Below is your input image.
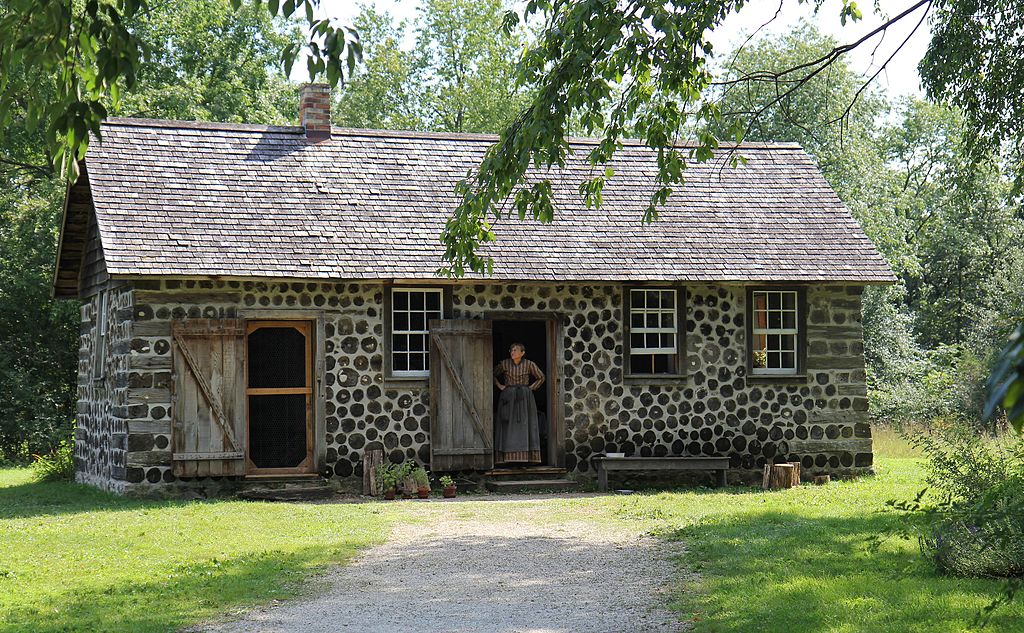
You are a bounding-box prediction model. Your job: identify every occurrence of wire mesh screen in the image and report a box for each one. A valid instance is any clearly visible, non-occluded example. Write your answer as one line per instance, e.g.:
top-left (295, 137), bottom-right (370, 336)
top-left (248, 394), bottom-right (307, 468)
top-left (248, 327), bottom-right (307, 388)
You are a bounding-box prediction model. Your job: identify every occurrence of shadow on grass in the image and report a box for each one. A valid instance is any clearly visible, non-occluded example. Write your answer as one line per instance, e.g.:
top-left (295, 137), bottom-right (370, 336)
top-left (0, 477), bottom-right (176, 520)
top-left (665, 509), bottom-right (1020, 632)
top-left (2, 544), bottom-right (337, 633)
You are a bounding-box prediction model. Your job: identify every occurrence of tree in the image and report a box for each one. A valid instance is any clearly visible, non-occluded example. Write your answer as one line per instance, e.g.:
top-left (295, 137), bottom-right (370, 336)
top-left (335, 0), bottom-right (528, 134)
top-left (0, 0), bottom-right (358, 176)
top-left (415, 0), bottom-right (527, 133)
top-left (334, 6), bottom-right (420, 130)
top-left (0, 0), bottom-right (303, 460)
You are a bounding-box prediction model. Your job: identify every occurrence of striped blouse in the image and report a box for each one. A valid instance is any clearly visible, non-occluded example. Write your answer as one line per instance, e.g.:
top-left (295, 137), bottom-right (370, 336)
top-left (494, 358), bottom-right (545, 391)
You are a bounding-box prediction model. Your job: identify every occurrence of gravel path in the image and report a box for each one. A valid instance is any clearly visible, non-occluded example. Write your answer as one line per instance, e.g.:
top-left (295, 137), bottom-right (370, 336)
top-left (200, 497), bottom-right (688, 633)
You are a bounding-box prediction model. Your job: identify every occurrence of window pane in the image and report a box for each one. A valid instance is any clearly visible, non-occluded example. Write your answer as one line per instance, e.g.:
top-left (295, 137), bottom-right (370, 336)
top-left (410, 292), bottom-right (424, 310)
top-left (409, 353), bottom-right (425, 371)
top-left (753, 333), bottom-right (767, 353)
top-left (630, 354), bottom-right (654, 374)
top-left (631, 333), bottom-right (644, 348)
top-left (660, 333), bottom-right (675, 349)
top-left (426, 292), bottom-right (440, 311)
top-left (783, 311), bottom-right (796, 329)
top-left (768, 292), bottom-right (782, 310)
top-left (409, 334), bottom-right (425, 352)
top-left (646, 333), bottom-right (660, 349)
top-left (754, 292), bottom-right (767, 312)
top-left (394, 353), bottom-right (408, 371)
top-left (646, 313), bottom-right (659, 328)
top-left (393, 334), bottom-right (407, 352)
top-left (394, 311), bottom-right (409, 331)
top-left (781, 351), bottom-right (796, 369)
top-left (631, 313), bottom-right (644, 328)
top-left (661, 291), bottom-right (674, 310)
top-left (631, 290), bottom-right (645, 309)
top-left (410, 312), bottom-right (425, 331)
top-left (661, 312), bottom-right (674, 328)
top-left (782, 292), bottom-right (796, 310)
top-left (781, 334), bottom-right (796, 352)
top-left (394, 291), bottom-right (408, 310)
top-left (768, 311), bottom-right (782, 329)
top-left (768, 352), bottom-right (781, 369)
top-left (427, 310), bottom-right (442, 323)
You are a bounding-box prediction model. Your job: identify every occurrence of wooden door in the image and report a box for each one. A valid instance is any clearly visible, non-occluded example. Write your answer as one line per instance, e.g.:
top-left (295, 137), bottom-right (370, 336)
top-left (429, 319), bottom-right (493, 471)
top-left (171, 319), bottom-right (247, 477)
top-left (245, 321), bottom-right (314, 475)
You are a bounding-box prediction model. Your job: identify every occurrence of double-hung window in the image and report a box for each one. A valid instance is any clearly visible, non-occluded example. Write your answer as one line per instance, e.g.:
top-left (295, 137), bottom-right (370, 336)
top-left (626, 288), bottom-right (681, 375)
top-left (749, 289), bottom-right (801, 375)
top-left (389, 288), bottom-right (444, 377)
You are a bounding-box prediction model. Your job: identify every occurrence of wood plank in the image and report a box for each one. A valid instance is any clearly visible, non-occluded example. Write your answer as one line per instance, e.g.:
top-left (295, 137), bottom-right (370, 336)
top-left (431, 333), bottom-right (490, 447)
top-left (130, 355), bottom-right (173, 370)
top-left (127, 388), bottom-right (171, 405)
top-left (172, 451), bottom-right (244, 461)
top-left (787, 438), bottom-right (872, 454)
top-left (433, 448), bottom-right (491, 455)
top-left (133, 321), bottom-right (172, 336)
top-left (174, 336), bottom-right (238, 450)
top-left (135, 291), bottom-right (241, 304)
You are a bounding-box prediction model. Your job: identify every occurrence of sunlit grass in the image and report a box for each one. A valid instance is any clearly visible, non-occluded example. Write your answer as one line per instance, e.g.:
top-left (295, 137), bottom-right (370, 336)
top-left (0, 469), bottom-right (397, 632)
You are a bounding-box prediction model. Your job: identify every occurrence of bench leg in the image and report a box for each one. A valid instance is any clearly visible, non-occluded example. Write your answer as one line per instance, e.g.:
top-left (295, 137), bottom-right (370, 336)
top-left (598, 465), bottom-right (608, 492)
top-left (717, 469), bottom-right (728, 487)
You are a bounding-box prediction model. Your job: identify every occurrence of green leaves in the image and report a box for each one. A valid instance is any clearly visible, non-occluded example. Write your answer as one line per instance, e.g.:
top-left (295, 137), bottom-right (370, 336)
top-left (987, 325), bottom-right (1024, 433)
top-left (439, 0), bottom-right (745, 275)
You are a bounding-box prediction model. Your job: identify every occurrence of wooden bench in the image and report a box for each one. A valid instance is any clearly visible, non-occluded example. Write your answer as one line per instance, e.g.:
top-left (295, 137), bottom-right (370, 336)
top-left (592, 456), bottom-right (730, 492)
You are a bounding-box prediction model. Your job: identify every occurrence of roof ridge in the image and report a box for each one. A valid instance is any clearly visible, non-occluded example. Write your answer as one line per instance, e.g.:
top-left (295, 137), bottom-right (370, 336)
top-left (101, 116), bottom-right (804, 150)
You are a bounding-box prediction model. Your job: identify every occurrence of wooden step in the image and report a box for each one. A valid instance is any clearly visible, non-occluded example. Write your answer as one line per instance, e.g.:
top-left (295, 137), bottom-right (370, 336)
top-left (485, 478), bottom-right (580, 492)
top-left (484, 467), bottom-right (568, 479)
top-left (237, 485), bottom-right (334, 502)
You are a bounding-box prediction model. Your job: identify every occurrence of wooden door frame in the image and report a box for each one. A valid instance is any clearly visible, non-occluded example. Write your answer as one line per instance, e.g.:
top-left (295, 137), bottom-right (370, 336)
top-left (244, 318), bottom-right (316, 476)
top-left (484, 311), bottom-right (565, 468)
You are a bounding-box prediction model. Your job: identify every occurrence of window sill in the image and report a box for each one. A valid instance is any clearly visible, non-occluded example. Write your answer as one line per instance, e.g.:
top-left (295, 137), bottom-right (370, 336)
top-left (622, 374), bottom-right (687, 386)
top-left (383, 377), bottom-right (429, 389)
top-left (746, 374), bottom-right (808, 384)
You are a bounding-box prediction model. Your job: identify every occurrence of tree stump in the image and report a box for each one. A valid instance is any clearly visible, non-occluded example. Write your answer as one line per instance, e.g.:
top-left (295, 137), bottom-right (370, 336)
top-left (762, 463), bottom-right (798, 490)
top-left (813, 474), bottom-right (831, 486)
top-left (363, 448), bottom-right (383, 496)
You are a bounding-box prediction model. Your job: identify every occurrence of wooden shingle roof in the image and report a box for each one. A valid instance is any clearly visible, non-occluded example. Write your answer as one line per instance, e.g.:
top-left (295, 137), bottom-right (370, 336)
top-left (61, 117), bottom-right (895, 289)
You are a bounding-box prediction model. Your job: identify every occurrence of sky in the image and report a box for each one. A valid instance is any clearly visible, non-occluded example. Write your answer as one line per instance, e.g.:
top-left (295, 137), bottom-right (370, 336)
top-left (310, 0), bottom-right (931, 99)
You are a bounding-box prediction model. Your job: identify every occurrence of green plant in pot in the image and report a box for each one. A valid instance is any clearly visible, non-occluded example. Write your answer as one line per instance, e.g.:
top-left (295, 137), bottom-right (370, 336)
top-left (440, 475), bottom-right (457, 499)
top-left (376, 463), bottom-right (397, 500)
top-left (413, 466), bottom-right (431, 499)
top-left (396, 461), bottom-right (417, 498)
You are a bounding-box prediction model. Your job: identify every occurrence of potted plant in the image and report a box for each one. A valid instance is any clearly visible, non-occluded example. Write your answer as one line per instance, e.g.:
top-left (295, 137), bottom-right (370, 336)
top-left (440, 475), bottom-right (457, 498)
top-left (376, 462), bottom-right (397, 500)
top-left (413, 466), bottom-right (431, 499)
top-left (397, 461), bottom-right (417, 499)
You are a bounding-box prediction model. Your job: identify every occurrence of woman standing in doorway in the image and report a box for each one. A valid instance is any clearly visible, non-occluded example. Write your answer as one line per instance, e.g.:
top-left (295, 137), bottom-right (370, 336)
top-left (493, 343), bottom-right (545, 464)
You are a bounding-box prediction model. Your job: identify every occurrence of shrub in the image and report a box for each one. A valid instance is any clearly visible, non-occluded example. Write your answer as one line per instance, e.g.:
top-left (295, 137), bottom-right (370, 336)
top-left (31, 437), bottom-right (75, 482)
top-left (910, 423), bottom-right (1024, 578)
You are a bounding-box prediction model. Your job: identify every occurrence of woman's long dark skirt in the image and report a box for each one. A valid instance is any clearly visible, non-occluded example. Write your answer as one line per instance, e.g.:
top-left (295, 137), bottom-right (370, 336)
top-left (495, 385), bottom-right (542, 464)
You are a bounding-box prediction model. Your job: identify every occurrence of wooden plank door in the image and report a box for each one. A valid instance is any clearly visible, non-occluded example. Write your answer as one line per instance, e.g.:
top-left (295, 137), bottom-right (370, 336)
top-left (429, 319), bottom-right (493, 471)
top-left (171, 319), bottom-right (247, 477)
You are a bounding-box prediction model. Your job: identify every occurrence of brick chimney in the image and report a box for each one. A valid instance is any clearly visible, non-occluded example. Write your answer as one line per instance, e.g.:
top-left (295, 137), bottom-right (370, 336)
top-left (299, 83), bottom-right (331, 140)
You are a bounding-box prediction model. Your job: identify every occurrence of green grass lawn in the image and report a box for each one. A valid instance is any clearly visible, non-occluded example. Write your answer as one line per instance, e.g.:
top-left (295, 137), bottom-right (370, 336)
top-left (597, 457), bottom-right (1023, 632)
top-left (0, 470), bottom-right (398, 632)
top-left (2, 445), bottom-right (1021, 632)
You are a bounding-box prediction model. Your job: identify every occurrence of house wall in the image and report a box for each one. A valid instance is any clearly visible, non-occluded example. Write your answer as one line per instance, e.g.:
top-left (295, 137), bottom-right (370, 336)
top-left (73, 282), bottom-right (134, 492)
top-left (84, 279), bottom-right (871, 493)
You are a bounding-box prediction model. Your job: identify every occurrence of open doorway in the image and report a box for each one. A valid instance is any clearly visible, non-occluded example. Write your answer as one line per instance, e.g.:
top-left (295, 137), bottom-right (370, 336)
top-left (492, 319), bottom-right (552, 466)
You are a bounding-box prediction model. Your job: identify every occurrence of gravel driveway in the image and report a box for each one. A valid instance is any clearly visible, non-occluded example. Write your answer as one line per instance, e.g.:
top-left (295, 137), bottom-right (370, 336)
top-left (200, 496), bottom-right (688, 633)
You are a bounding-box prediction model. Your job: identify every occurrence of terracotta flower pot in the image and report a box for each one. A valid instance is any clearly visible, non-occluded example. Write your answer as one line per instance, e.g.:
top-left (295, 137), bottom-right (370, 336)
top-left (417, 486), bottom-right (430, 499)
top-left (443, 485), bottom-right (457, 498)
top-left (383, 487), bottom-right (396, 500)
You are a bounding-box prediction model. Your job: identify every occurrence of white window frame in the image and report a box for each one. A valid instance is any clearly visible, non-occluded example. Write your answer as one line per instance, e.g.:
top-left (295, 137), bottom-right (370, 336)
top-left (628, 288), bottom-right (678, 355)
top-left (390, 287), bottom-right (444, 378)
top-left (750, 290), bottom-right (799, 375)
top-left (93, 291), bottom-right (108, 380)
